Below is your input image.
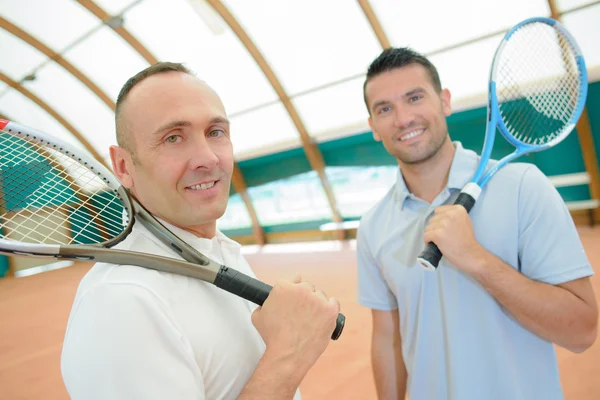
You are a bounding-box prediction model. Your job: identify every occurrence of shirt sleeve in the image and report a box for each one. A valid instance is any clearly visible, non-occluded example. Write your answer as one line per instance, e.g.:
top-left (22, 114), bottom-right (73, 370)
top-left (517, 165), bottom-right (594, 284)
top-left (356, 223), bottom-right (398, 310)
top-left (61, 283), bottom-right (204, 400)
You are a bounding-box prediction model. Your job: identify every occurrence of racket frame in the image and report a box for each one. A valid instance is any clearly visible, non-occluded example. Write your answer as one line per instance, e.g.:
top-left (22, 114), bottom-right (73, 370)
top-left (0, 119), bottom-right (346, 340)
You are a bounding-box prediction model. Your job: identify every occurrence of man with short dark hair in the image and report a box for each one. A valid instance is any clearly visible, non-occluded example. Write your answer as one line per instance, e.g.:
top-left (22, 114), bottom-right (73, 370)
top-left (61, 62), bottom-right (340, 400)
top-left (357, 47), bottom-right (597, 400)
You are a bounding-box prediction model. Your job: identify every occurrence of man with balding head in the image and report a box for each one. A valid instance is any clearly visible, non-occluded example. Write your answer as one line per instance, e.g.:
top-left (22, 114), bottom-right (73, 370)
top-left (61, 62), bottom-right (340, 400)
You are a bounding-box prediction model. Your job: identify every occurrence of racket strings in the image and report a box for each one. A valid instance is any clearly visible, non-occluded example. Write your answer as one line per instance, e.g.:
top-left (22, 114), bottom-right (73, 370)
top-left (0, 149), bottom-right (123, 245)
top-left (0, 140), bottom-right (126, 244)
top-left (0, 132), bottom-right (129, 245)
top-left (2, 146), bottom-right (124, 237)
top-left (496, 22), bottom-right (582, 146)
top-left (0, 139), bottom-right (125, 245)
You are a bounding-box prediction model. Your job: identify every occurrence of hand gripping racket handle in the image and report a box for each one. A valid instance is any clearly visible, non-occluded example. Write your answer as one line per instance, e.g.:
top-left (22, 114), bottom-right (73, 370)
top-left (417, 191), bottom-right (477, 271)
top-left (214, 266), bottom-right (345, 340)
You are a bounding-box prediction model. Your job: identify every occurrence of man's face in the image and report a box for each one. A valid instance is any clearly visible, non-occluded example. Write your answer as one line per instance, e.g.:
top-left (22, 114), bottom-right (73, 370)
top-left (365, 64), bottom-right (452, 165)
top-left (112, 72), bottom-right (233, 234)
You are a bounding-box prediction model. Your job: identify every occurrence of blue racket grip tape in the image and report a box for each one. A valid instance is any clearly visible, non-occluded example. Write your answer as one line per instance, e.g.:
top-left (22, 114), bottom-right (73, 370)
top-left (214, 266), bottom-right (345, 340)
top-left (417, 192), bottom-right (477, 270)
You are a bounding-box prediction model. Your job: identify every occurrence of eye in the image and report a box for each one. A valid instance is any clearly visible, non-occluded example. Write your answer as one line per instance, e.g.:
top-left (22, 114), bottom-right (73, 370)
top-left (409, 95), bottom-right (423, 103)
top-left (377, 106), bottom-right (391, 115)
top-left (165, 134), bottom-right (182, 144)
top-left (208, 129), bottom-right (225, 138)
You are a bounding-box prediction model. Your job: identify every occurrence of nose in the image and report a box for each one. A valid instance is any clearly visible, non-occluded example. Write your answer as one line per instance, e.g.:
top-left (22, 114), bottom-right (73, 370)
top-left (393, 104), bottom-right (416, 130)
top-left (188, 135), bottom-right (219, 170)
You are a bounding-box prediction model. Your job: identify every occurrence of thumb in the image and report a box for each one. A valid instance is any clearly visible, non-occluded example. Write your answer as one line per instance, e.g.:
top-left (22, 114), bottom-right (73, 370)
top-left (290, 272), bottom-right (302, 284)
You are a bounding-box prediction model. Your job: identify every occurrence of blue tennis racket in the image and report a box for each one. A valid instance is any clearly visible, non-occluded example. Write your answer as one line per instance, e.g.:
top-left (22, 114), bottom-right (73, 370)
top-left (418, 17), bottom-right (588, 271)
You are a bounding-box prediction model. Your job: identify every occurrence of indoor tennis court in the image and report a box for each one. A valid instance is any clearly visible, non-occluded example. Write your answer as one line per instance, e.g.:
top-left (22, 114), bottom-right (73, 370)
top-left (1, 0), bottom-right (600, 399)
top-left (1, 228), bottom-right (600, 399)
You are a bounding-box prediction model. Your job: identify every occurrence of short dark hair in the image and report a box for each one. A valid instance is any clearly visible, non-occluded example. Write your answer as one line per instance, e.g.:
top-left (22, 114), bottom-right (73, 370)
top-left (363, 47), bottom-right (442, 114)
top-left (115, 62), bottom-right (194, 154)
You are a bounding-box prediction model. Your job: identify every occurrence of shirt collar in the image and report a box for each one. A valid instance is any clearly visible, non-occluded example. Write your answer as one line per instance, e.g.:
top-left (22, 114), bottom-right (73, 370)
top-left (394, 141), bottom-right (479, 205)
top-left (132, 216), bottom-right (242, 258)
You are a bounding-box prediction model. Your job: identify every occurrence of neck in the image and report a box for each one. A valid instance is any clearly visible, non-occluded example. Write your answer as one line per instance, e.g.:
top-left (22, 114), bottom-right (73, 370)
top-left (130, 194), bottom-right (218, 240)
top-left (151, 212), bottom-right (217, 239)
top-left (185, 224), bottom-right (217, 239)
top-left (399, 138), bottom-right (456, 204)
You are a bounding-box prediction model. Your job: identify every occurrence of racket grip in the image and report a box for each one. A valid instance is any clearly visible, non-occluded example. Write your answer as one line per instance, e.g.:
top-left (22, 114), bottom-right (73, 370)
top-left (417, 191), bottom-right (478, 270)
top-left (417, 242), bottom-right (443, 271)
top-left (214, 266), bottom-right (345, 340)
top-left (455, 191), bottom-right (477, 213)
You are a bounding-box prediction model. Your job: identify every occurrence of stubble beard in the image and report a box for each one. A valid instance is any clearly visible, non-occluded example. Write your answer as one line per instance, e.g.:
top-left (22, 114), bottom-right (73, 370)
top-left (396, 130), bottom-right (448, 165)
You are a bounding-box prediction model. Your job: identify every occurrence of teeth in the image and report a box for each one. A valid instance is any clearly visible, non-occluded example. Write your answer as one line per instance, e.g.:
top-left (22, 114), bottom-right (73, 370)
top-left (189, 181), bottom-right (216, 190)
top-left (400, 129), bottom-right (424, 141)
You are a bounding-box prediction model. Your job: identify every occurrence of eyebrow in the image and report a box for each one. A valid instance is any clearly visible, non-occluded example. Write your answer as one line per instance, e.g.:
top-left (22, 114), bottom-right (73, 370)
top-left (371, 99), bottom-right (391, 112)
top-left (404, 88), bottom-right (425, 97)
top-left (152, 117), bottom-right (230, 136)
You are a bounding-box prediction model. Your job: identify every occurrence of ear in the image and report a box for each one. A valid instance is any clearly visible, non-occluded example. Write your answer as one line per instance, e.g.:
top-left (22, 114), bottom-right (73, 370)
top-left (110, 145), bottom-right (135, 189)
top-left (440, 88), bottom-right (452, 117)
top-left (368, 117), bottom-right (382, 142)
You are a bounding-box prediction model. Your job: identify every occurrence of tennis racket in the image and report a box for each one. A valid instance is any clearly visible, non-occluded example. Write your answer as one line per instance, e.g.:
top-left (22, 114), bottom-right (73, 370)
top-left (0, 119), bottom-right (345, 340)
top-left (417, 17), bottom-right (588, 271)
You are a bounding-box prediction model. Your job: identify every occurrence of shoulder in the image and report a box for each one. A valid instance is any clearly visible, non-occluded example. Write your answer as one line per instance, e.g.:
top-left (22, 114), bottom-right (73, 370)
top-left (489, 161), bottom-right (538, 184)
top-left (69, 264), bottom-right (181, 333)
top-left (484, 161), bottom-right (555, 198)
top-left (73, 227), bottom-right (191, 313)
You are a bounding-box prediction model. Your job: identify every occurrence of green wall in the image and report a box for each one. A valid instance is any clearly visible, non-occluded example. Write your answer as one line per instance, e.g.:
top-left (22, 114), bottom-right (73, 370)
top-left (223, 80), bottom-right (600, 236)
top-left (2, 82), bottom-right (600, 276)
top-left (236, 80), bottom-right (600, 188)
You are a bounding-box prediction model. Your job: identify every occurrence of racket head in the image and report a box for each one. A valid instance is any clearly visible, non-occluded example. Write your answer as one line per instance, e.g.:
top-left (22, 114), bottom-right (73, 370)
top-left (0, 120), bottom-right (134, 255)
top-left (490, 17), bottom-right (587, 152)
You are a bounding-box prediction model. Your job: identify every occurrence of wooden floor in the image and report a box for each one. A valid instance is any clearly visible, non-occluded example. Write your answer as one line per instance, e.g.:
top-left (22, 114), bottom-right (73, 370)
top-left (1, 227), bottom-right (599, 399)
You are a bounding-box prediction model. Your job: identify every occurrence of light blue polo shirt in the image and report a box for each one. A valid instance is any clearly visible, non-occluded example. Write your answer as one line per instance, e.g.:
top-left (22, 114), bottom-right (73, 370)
top-left (356, 141), bottom-right (594, 400)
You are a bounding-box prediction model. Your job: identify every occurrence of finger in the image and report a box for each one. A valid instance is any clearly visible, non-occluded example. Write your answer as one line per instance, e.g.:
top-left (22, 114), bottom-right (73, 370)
top-left (328, 297), bottom-right (341, 313)
top-left (423, 229), bottom-right (442, 245)
top-left (298, 281), bottom-right (316, 292)
top-left (428, 212), bottom-right (454, 228)
top-left (290, 273), bottom-right (302, 284)
top-left (428, 212), bottom-right (449, 225)
top-left (313, 289), bottom-right (328, 300)
top-left (434, 205), bottom-right (454, 214)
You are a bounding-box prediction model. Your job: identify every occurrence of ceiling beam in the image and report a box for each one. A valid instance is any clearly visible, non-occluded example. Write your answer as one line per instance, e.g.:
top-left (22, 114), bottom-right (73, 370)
top-left (76, 0), bottom-right (157, 64)
top-left (547, 0), bottom-right (600, 222)
top-left (205, 0), bottom-right (346, 241)
top-left (0, 71), bottom-right (108, 168)
top-left (0, 16), bottom-right (114, 169)
top-left (75, 0), bottom-right (266, 244)
top-left (357, 0), bottom-right (390, 49)
top-left (0, 17), bottom-right (115, 112)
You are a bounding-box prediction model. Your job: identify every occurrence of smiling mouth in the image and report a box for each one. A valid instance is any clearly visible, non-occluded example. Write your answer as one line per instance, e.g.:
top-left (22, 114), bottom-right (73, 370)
top-left (400, 129), bottom-right (425, 141)
top-left (186, 180), bottom-right (218, 190)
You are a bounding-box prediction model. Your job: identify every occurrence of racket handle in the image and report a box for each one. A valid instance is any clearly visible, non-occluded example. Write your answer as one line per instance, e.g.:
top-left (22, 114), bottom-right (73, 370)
top-left (417, 191), bottom-right (478, 270)
top-left (214, 266), bottom-right (345, 340)
top-left (417, 242), bottom-right (443, 271)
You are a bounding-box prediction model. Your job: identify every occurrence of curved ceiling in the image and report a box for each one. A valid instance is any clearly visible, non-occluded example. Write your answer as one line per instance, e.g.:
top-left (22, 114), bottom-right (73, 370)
top-left (2, 0), bottom-right (599, 167)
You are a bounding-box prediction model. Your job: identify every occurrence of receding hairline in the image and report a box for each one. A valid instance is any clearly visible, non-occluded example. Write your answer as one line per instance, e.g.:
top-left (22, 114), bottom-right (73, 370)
top-left (115, 62), bottom-right (196, 154)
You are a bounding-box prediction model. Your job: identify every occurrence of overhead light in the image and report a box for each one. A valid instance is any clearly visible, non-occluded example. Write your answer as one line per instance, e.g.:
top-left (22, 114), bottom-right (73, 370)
top-left (188, 0), bottom-right (227, 35)
top-left (106, 15), bottom-right (125, 29)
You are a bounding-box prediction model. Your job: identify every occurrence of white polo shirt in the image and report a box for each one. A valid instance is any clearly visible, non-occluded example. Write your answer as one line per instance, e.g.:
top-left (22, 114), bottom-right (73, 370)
top-left (357, 142), bottom-right (593, 400)
top-left (61, 219), bottom-right (302, 400)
